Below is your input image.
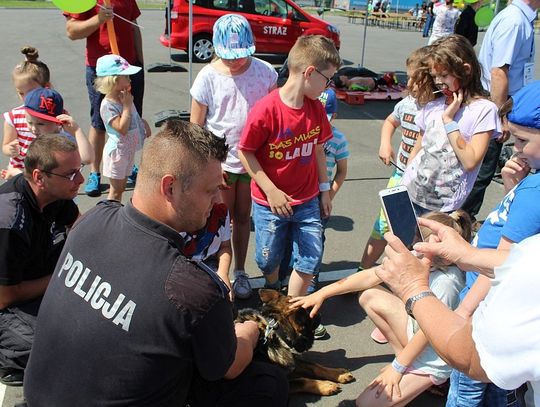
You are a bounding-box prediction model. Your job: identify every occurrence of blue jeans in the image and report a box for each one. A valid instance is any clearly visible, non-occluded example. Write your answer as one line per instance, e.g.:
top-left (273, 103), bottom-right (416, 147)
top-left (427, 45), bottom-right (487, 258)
top-left (278, 216), bottom-right (328, 292)
top-left (422, 14), bottom-right (433, 37)
top-left (446, 369), bottom-right (522, 407)
top-left (252, 198), bottom-right (322, 276)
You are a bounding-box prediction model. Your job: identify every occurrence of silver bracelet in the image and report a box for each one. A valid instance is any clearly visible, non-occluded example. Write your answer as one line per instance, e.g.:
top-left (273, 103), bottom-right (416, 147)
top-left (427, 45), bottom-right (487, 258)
top-left (444, 120), bottom-right (460, 134)
top-left (391, 358), bottom-right (408, 374)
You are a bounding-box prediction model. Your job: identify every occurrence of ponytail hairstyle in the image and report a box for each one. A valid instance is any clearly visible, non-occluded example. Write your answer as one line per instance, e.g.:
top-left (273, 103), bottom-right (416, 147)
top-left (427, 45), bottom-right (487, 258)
top-left (12, 46), bottom-right (51, 87)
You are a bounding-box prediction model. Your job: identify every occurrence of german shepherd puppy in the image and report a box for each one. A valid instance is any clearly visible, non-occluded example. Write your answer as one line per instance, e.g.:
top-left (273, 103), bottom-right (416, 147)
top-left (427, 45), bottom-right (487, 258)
top-left (235, 289), bottom-right (355, 395)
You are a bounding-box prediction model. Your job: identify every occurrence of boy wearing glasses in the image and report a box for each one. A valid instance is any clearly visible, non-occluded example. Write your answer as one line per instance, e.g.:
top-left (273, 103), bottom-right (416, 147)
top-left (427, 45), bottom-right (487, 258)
top-left (0, 134), bottom-right (81, 386)
top-left (238, 35), bottom-right (341, 297)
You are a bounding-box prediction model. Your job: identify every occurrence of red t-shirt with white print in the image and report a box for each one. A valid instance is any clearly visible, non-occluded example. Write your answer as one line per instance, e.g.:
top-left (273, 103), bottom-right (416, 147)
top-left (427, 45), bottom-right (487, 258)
top-left (239, 89), bottom-right (332, 206)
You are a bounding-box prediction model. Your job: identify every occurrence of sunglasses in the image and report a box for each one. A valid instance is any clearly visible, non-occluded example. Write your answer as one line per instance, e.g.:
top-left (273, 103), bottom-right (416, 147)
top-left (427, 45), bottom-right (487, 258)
top-left (41, 164), bottom-right (84, 182)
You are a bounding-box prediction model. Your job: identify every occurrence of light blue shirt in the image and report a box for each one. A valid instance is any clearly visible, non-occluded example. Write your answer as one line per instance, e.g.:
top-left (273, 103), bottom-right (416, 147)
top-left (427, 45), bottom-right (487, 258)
top-left (478, 0), bottom-right (536, 96)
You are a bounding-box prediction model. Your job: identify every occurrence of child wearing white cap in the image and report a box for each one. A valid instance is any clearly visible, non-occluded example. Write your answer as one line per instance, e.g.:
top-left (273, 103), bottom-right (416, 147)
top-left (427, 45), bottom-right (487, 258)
top-left (190, 14), bottom-right (277, 300)
top-left (94, 54), bottom-right (150, 202)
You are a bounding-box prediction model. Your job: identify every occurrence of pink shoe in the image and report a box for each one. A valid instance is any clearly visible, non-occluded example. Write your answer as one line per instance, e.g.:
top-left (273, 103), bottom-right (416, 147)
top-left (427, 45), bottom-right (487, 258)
top-left (370, 327), bottom-right (388, 344)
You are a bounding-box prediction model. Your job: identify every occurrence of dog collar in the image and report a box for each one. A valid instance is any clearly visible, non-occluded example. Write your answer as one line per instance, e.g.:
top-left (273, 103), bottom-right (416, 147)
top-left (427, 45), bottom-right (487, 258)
top-left (263, 318), bottom-right (278, 344)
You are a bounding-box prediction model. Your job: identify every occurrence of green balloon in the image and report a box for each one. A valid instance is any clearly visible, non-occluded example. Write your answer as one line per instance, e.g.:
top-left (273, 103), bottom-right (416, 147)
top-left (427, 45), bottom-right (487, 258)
top-left (475, 6), bottom-right (494, 27)
top-left (52, 0), bottom-right (96, 13)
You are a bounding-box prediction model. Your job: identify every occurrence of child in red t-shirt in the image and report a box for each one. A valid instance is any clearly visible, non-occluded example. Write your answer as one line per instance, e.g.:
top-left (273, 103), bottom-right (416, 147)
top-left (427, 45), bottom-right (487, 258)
top-left (238, 35), bottom-right (341, 297)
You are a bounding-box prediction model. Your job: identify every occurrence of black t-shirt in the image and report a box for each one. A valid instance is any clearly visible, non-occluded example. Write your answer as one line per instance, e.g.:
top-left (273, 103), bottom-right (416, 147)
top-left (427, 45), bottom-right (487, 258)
top-left (25, 201), bottom-right (237, 406)
top-left (0, 174), bottom-right (79, 287)
top-left (454, 5), bottom-right (478, 46)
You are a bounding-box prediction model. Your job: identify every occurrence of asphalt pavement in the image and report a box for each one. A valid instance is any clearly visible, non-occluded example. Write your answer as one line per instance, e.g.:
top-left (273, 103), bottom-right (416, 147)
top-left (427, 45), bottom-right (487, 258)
top-left (0, 8), bottom-right (538, 406)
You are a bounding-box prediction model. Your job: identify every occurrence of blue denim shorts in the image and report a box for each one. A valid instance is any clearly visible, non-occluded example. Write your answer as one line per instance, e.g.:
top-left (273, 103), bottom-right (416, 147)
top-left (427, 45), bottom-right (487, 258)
top-left (446, 369), bottom-right (522, 407)
top-left (252, 198), bottom-right (323, 276)
top-left (85, 64), bottom-right (145, 130)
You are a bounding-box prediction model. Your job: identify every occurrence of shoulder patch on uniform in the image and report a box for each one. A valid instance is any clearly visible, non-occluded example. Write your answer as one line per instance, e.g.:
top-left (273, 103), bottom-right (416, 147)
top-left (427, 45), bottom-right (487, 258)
top-left (165, 256), bottom-right (225, 324)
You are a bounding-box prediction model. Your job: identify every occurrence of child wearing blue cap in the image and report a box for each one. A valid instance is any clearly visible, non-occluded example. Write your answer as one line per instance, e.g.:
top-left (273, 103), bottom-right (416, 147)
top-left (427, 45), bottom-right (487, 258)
top-left (445, 80), bottom-right (540, 407)
top-left (190, 14), bottom-right (277, 300)
top-left (94, 54), bottom-right (150, 202)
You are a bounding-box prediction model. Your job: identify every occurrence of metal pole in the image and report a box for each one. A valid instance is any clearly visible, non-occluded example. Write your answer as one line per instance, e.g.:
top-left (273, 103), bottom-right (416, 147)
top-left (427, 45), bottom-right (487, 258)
top-left (188, 0), bottom-right (193, 106)
top-left (360, 3), bottom-right (368, 67)
top-left (168, 0), bottom-right (172, 63)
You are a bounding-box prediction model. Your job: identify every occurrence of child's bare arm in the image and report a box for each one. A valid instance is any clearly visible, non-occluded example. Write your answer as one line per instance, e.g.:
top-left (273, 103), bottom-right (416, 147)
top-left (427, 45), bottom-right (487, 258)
top-left (2, 166), bottom-right (23, 180)
top-left (216, 239), bottom-right (233, 297)
top-left (407, 132), bottom-right (423, 164)
top-left (2, 122), bottom-right (19, 158)
top-left (109, 92), bottom-right (134, 136)
top-left (57, 114), bottom-right (94, 164)
top-left (443, 90), bottom-right (492, 171)
top-left (330, 158), bottom-right (348, 201)
top-left (73, 128), bottom-right (94, 164)
top-left (190, 99), bottom-right (208, 127)
top-left (455, 274), bottom-right (491, 320)
top-left (395, 329), bottom-right (429, 367)
top-left (379, 114), bottom-right (400, 166)
top-left (238, 150), bottom-right (293, 216)
top-left (455, 235), bottom-right (514, 319)
top-left (367, 329), bottom-right (429, 400)
top-left (447, 130), bottom-right (492, 171)
top-left (501, 154), bottom-right (530, 194)
top-left (316, 144), bottom-right (331, 218)
top-left (142, 119), bottom-right (152, 139)
top-left (289, 266), bottom-right (383, 318)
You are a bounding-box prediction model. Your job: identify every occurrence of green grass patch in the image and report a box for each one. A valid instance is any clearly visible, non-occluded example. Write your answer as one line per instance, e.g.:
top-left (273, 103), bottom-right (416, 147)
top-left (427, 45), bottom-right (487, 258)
top-left (0, 0), bottom-right (164, 9)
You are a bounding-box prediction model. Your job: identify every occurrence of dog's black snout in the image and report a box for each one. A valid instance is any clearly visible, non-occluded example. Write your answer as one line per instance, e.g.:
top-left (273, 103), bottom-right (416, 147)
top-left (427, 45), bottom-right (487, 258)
top-left (293, 336), bottom-right (314, 353)
top-left (311, 313), bottom-right (321, 328)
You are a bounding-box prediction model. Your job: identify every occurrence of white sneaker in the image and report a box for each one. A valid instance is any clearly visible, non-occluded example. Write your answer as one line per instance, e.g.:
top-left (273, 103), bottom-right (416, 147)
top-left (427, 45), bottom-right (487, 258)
top-left (233, 270), bottom-right (252, 299)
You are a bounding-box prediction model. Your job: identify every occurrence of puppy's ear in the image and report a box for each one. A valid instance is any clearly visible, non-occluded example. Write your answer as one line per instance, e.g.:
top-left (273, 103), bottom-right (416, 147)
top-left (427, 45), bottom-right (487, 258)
top-left (259, 289), bottom-right (280, 303)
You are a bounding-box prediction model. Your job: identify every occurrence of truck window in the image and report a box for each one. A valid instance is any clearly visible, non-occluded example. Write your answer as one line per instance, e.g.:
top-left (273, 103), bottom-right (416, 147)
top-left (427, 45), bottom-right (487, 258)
top-left (254, 0), bottom-right (289, 17)
top-left (212, 0), bottom-right (230, 9)
top-left (237, 0), bottom-right (256, 13)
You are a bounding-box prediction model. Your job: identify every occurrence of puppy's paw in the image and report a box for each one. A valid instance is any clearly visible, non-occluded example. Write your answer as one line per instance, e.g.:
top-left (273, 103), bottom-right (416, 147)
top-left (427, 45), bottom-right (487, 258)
top-left (337, 370), bottom-right (355, 383)
top-left (319, 381), bottom-right (342, 396)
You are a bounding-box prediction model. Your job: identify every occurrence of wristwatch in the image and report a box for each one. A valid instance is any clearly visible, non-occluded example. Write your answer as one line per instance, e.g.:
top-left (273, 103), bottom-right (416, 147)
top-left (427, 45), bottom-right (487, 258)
top-left (405, 291), bottom-right (435, 318)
